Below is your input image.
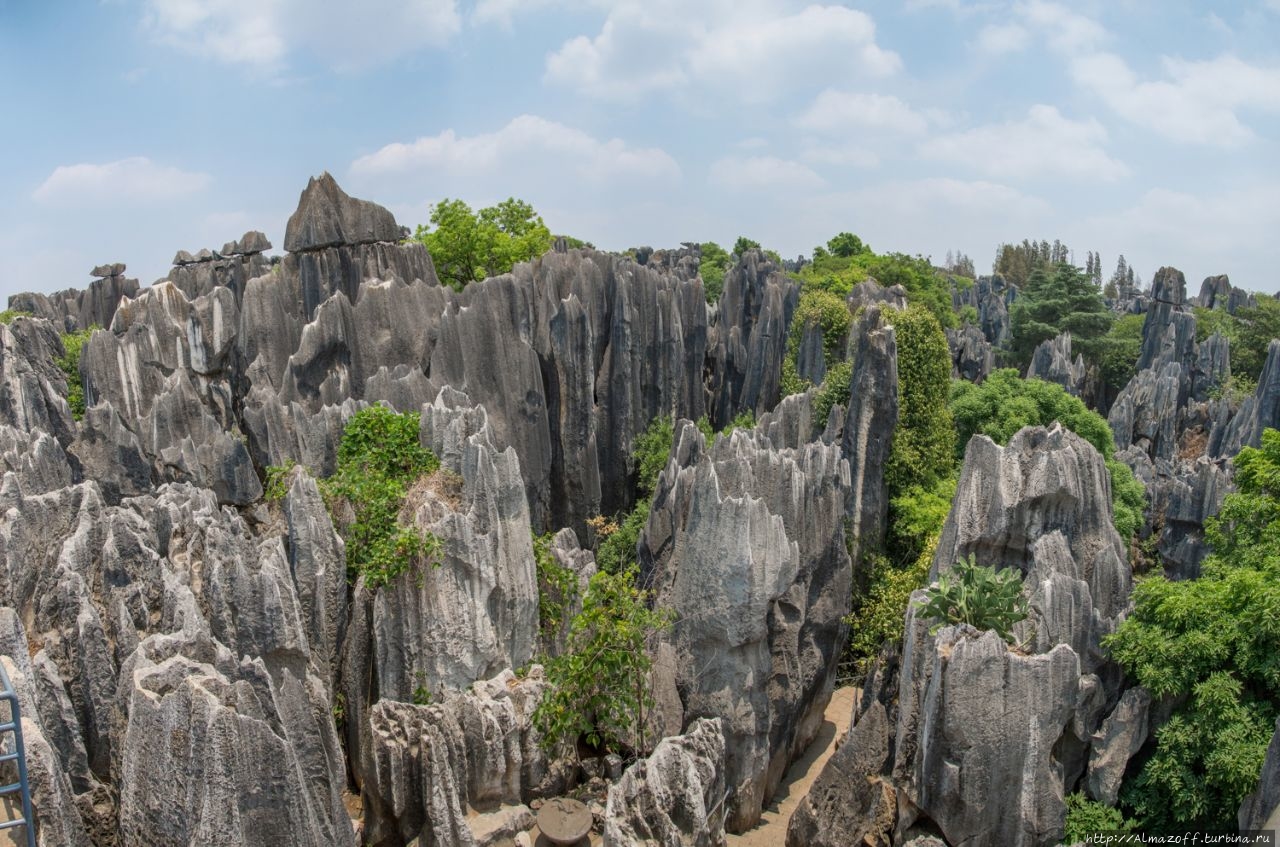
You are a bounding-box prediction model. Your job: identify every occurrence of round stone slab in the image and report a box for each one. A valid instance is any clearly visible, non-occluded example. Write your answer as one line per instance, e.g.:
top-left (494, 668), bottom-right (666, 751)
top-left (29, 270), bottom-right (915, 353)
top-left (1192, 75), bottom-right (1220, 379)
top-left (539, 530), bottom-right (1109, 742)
top-left (536, 796), bottom-right (592, 845)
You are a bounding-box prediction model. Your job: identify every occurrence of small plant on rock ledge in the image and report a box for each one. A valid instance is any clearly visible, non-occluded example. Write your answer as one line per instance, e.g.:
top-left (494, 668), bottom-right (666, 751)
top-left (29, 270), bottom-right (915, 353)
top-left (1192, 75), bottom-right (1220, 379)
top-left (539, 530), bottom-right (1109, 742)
top-left (914, 554), bottom-right (1028, 643)
top-left (320, 405), bottom-right (444, 588)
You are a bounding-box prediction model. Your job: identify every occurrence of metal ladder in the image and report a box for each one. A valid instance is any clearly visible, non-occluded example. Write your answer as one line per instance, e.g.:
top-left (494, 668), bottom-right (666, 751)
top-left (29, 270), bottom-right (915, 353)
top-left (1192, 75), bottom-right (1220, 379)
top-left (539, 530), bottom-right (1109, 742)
top-left (0, 662), bottom-right (35, 847)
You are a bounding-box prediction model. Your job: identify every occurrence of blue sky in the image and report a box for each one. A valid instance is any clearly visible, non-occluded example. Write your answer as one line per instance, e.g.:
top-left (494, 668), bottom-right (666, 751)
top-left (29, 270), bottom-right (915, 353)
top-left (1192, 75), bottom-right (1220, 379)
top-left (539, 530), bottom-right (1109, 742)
top-left (1, 0), bottom-right (1278, 301)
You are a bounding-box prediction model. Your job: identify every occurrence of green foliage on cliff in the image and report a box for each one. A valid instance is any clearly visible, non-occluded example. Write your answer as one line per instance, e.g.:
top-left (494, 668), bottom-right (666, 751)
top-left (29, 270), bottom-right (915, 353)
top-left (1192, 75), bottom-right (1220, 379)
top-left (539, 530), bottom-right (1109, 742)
top-left (949, 369), bottom-right (1145, 541)
top-left (885, 305), bottom-right (958, 565)
top-left (534, 564), bottom-right (673, 756)
top-left (533, 531), bottom-right (578, 642)
top-left (1063, 794), bottom-right (1133, 841)
top-left (844, 534), bottom-right (936, 678)
top-left (915, 554), bottom-right (1029, 642)
top-left (0, 309), bottom-right (31, 325)
top-left (57, 325), bottom-right (98, 420)
top-left (797, 244), bottom-right (954, 329)
top-left (413, 197), bottom-right (553, 289)
top-left (698, 241), bottom-right (731, 303)
top-left (1192, 297), bottom-right (1280, 382)
top-left (1097, 312), bottom-right (1147, 390)
top-left (1106, 428), bottom-right (1280, 832)
top-left (321, 406), bottom-right (443, 587)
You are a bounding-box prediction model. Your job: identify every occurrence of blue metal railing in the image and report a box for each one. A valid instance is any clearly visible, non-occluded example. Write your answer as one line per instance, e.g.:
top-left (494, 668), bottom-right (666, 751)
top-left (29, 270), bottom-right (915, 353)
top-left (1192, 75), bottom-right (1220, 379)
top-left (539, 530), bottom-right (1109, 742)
top-left (0, 662), bottom-right (36, 847)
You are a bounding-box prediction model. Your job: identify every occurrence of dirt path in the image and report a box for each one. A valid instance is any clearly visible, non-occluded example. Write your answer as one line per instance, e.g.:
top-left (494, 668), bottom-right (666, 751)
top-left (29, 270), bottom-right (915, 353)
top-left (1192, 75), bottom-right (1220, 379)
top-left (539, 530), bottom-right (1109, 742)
top-left (726, 685), bottom-right (859, 847)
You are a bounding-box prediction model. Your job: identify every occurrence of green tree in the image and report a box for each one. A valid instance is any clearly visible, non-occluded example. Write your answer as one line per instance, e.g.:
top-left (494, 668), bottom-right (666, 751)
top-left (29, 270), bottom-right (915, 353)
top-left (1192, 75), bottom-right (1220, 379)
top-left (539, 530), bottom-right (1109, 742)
top-left (826, 232), bottom-right (870, 258)
top-left (733, 236), bottom-right (761, 256)
top-left (864, 252), bottom-right (955, 329)
top-left (1009, 262), bottom-right (1113, 367)
top-left (699, 241), bottom-right (732, 303)
top-left (1231, 297), bottom-right (1280, 382)
top-left (413, 197), bottom-right (554, 289)
top-left (950, 370), bottom-right (1145, 540)
top-left (1098, 313), bottom-right (1147, 390)
top-left (533, 565), bottom-right (673, 756)
top-left (1105, 429), bottom-right (1280, 832)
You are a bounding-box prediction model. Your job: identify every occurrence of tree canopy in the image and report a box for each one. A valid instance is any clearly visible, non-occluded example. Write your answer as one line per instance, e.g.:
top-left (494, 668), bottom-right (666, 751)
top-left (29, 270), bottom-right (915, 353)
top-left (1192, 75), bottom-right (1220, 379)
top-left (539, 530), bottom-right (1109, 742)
top-left (413, 197), bottom-right (554, 289)
top-left (1008, 262), bottom-right (1113, 367)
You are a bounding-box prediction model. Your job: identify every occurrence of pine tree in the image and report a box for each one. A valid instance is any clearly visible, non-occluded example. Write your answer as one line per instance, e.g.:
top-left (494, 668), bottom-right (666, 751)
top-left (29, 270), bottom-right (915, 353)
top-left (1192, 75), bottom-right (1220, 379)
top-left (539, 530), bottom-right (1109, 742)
top-left (1010, 262), bottom-right (1114, 366)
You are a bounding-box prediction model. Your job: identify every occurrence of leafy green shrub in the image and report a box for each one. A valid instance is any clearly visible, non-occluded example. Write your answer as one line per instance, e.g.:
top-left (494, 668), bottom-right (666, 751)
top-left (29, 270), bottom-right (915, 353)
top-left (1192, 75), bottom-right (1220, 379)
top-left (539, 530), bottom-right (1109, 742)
top-left (263, 460), bottom-right (297, 501)
top-left (957, 304), bottom-right (979, 326)
top-left (1107, 459), bottom-right (1146, 541)
top-left (632, 416), bottom-right (675, 499)
top-left (534, 531), bottom-right (579, 641)
top-left (845, 535), bottom-right (936, 678)
top-left (533, 565), bottom-right (673, 756)
top-left (57, 326), bottom-right (98, 420)
top-left (1063, 793), bottom-right (1132, 842)
top-left (0, 309), bottom-right (31, 325)
top-left (811, 360), bottom-right (852, 429)
top-left (915, 554), bottom-right (1028, 642)
top-left (320, 406), bottom-right (442, 587)
top-left (887, 476), bottom-right (956, 565)
top-left (1224, 298), bottom-right (1280, 382)
top-left (1105, 428), bottom-right (1280, 832)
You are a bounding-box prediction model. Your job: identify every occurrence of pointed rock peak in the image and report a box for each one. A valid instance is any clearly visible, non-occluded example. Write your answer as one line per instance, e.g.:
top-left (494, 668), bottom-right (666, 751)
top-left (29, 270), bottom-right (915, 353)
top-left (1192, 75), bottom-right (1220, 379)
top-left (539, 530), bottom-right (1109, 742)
top-left (1152, 266), bottom-right (1187, 306)
top-left (284, 172), bottom-right (400, 253)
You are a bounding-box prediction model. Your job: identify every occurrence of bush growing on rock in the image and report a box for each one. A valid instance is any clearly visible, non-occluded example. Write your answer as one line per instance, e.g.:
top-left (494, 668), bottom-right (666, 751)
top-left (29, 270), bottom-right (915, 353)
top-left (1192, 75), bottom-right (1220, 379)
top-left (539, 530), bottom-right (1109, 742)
top-left (57, 324), bottom-right (97, 420)
top-left (844, 534), bottom-right (937, 678)
top-left (1063, 793), bottom-right (1133, 841)
top-left (320, 405), bottom-right (443, 587)
top-left (915, 554), bottom-right (1028, 643)
top-left (534, 564), bottom-right (672, 757)
top-left (1105, 427), bottom-right (1280, 832)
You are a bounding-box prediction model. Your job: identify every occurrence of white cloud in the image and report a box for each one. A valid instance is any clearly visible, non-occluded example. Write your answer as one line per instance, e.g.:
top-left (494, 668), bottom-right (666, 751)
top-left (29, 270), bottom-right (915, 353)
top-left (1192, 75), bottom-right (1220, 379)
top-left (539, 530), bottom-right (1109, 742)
top-left (798, 144), bottom-right (880, 169)
top-left (544, 2), bottom-right (900, 103)
top-left (918, 105), bottom-right (1127, 180)
top-left (141, 0), bottom-right (460, 70)
top-left (350, 115), bottom-right (680, 183)
top-left (973, 22), bottom-right (1030, 54)
top-left (797, 89), bottom-right (931, 135)
top-left (708, 155), bottom-right (825, 191)
top-left (1015, 0), bottom-right (1108, 53)
top-left (33, 157), bottom-right (212, 206)
top-left (1070, 52), bottom-right (1280, 146)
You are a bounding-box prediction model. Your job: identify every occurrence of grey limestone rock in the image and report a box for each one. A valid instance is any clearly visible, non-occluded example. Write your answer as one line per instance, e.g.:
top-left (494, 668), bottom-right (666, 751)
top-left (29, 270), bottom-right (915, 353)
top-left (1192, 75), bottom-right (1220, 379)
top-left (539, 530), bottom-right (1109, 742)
top-left (284, 172), bottom-right (402, 252)
top-left (934, 426), bottom-right (1130, 670)
top-left (786, 700), bottom-right (894, 847)
top-left (706, 250), bottom-right (797, 431)
top-left (1086, 686), bottom-right (1151, 806)
top-left (1027, 331), bottom-right (1085, 396)
top-left (367, 389), bottom-right (538, 700)
top-left (361, 669), bottom-right (552, 847)
top-left (639, 418), bottom-right (851, 832)
top-left (947, 323), bottom-right (994, 384)
top-left (849, 280), bottom-right (908, 313)
top-left (844, 305), bottom-right (899, 568)
top-left (602, 717), bottom-right (728, 847)
top-left (114, 631), bottom-right (355, 847)
top-left (1136, 267), bottom-right (1196, 374)
top-left (0, 317), bottom-right (76, 445)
